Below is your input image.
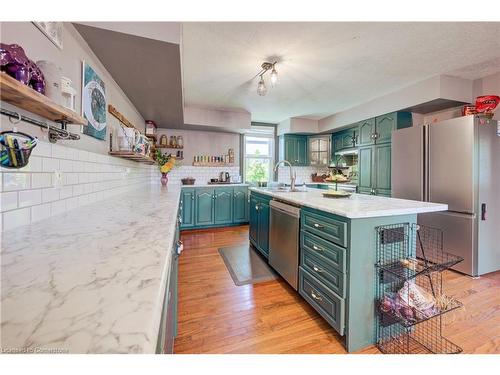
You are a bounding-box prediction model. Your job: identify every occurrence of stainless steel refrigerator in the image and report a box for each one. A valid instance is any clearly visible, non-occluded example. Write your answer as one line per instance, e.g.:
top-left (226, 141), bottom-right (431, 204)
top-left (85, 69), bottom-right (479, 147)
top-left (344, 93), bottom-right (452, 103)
top-left (392, 115), bottom-right (500, 277)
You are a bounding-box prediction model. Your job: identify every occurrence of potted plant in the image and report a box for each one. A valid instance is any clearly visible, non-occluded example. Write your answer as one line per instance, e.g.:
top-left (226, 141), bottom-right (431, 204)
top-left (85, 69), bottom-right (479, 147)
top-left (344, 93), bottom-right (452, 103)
top-left (155, 150), bottom-right (176, 186)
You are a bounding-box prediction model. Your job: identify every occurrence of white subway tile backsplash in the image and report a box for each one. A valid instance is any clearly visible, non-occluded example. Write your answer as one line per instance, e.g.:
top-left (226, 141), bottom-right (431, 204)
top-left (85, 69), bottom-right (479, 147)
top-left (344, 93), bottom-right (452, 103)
top-left (66, 197), bottom-right (79, 210)
top-left (64, 173), bottom-right (79, 185)
top-left (31, 203), bottom-right (51, 223)
top-left (3, 173), bottom-right (31, 191)
top-left (51, 200), bottom-right (67, 216)
top-left (59, 186), bottom-right (73, 200)
top-left (1, 139), bottom-right (155, 232)
top-left (42, 157), bottom-right (60, 172)
top-left (42, 188), bottom-right (60, 203)
top-left (3, 207), bottom-right (30, 231)
top-left (51, 144), bottom-right (68, 159)
top-left (1, 191), bottom-right (18, 212)
top-left (18, 189), bottom-right (42, 208)
top-left (31, 141), bottom-right (51, 157)
top-left (72, 185), bottom-right (84, 196)
top-left (60, 159), bottom-right (74, 172)
top-left (31, 173), bottom-right (52, 189)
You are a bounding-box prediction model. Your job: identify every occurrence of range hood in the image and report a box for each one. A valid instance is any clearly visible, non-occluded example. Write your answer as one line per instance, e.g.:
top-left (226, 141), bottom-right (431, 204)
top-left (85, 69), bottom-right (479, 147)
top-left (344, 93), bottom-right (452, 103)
top-left (334, 148), bottom-right (359, 156)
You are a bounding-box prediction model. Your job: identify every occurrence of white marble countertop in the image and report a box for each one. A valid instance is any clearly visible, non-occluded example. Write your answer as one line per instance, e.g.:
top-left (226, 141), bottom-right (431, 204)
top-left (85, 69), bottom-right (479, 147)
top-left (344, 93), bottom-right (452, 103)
top-left (249, 187), bottom-right (447, 218)
top-left (0, 185), bottom-right (181, 353)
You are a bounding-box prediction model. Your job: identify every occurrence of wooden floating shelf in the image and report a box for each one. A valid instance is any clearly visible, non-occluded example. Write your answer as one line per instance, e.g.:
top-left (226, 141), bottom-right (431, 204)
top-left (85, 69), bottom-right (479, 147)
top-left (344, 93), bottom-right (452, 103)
top-left (108, 104), bottom-right (136, 129)
top-left (109, 151), bottom-right (155, 164)
top-left (157, 145), bottom-right (183, 149)
top-left (0, 72), bottom-right (87, 125)
top-left (192, 162), bottom-right (234, 167)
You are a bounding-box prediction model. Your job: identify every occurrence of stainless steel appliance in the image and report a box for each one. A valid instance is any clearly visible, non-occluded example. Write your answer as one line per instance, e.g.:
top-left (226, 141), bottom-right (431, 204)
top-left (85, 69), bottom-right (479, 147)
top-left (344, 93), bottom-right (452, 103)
top-left (269, 199), bottom-right (301, 289)
top-left (392, 116), bottom-right (500, 276)
top-left (219, 171), bottom-right (230, 183)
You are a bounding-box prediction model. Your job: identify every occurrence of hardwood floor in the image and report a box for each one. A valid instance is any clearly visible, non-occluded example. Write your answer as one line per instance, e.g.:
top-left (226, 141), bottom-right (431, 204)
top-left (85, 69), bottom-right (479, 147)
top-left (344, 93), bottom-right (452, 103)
top-left (174, 225), bottom-right (500, 354)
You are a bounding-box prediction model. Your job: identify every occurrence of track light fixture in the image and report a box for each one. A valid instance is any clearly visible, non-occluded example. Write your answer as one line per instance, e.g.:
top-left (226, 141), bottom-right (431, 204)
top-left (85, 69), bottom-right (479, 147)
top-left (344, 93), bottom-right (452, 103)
top-left (256, 61), bottom-right (278, 96)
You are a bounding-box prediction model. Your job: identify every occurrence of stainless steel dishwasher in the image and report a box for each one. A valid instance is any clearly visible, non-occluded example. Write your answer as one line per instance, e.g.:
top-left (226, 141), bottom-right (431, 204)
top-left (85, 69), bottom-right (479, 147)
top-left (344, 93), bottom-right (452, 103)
top-left (269, 199), bottom-right (301, 290)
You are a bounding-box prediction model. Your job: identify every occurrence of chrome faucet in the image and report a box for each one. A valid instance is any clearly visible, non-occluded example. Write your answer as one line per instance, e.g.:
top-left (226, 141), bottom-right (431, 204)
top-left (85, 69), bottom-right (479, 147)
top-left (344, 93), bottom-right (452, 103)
top-left (274, 160), bottom-right (297, 191)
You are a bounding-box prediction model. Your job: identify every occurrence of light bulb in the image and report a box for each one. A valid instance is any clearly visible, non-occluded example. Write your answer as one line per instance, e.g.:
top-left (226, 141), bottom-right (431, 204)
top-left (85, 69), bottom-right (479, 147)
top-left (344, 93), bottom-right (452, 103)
top-left (257, 76), bottom-right (267, 96)
top-left (270, 67), bottom-right (278, 86)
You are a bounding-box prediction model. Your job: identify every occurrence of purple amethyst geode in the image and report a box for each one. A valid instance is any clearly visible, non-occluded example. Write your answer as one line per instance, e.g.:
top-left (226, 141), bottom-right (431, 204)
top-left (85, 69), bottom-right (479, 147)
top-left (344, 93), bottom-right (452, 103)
top-left (0, 43), bottom-right (45, 94)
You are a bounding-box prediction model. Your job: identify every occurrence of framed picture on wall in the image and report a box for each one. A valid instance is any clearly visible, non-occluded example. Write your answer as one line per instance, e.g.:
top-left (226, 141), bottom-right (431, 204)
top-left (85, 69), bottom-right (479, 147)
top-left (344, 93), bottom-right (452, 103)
top-left (81, 61), bottom-right (107, 140)
top-left (33, 22), bottom-right (63, 50)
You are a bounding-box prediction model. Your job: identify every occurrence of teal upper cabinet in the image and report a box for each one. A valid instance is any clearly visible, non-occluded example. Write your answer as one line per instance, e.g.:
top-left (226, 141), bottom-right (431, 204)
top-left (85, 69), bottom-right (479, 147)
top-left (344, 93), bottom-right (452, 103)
top-left (195, 188), bottom-right (215, 226)
top-left (214, 187), bottom-right (233, 224)
top-left (181, 188), bottom-right (195, 228)
top-left (332, 127), bottom-right (357, 154)
top-left (233, 187), bottom-right (249, 223)
top-left (309, 135), bottom-right (331, 167)
top-left (358, 118), bottom-right (376, 146)
top-left (280, 135), bottom-right (309, 166)
top-left (296, 136), bottom-right (308, 165)
top-left (374, 113), bottom-right (397, 144)
top-left (359, 112), bottom-right (412, 146)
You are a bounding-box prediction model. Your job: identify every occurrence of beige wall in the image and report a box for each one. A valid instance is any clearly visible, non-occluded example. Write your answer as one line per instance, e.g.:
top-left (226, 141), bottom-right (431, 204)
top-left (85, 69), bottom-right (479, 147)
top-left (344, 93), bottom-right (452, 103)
top-left (0, 22), bottom-right (144, 155)
top-left (156, 128), bottom-right (240, 166)
top-left (318, 75), bottom-right (473, 132)
top-left (413, 72), bottom-right (500, 125)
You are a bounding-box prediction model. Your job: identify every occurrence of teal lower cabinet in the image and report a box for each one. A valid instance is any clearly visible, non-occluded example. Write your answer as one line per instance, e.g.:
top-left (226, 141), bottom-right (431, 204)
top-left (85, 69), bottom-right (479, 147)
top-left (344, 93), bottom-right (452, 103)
top-left (233, 187), bottom-right (249, 223)
top-left (214, 187), bottom-right (233, 224)
top-left (298, 206), bottom-right (417, 352)
top-left (248, 191), bottom-right (271, 258)
top-left (358, 143), bottom-right (392, 197)
top-left (180, 186), bottom-right (249, 230)
top-left (195, 188), bottom-right (215, 226)
top-left (180, 188), bottom-right (195, 228)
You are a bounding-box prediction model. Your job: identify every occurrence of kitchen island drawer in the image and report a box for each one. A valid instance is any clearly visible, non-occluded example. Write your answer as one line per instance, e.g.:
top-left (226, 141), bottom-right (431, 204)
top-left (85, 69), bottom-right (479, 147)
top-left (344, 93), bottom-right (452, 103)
top-left (299, 267), bottom-right (345, 336)
top-left (301, 230), bottom-right (346, 272)
top-left (301, 209), bottom-right (348, 248)
top-left (301, 248), bottom-right (346, 297)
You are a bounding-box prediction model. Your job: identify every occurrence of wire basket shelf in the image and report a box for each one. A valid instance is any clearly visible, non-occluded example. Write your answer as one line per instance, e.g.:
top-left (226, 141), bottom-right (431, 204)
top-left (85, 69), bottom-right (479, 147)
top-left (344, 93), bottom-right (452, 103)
top-left (374, 223), bottom-right (463, 354)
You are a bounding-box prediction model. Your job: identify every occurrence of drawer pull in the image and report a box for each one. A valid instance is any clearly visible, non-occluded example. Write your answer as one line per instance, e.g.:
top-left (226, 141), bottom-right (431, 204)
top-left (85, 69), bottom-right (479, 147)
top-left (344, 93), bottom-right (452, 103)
top-left (312, 265), bottom-right (323, 273)
top-left (311, 291), bottom-right (323, 301)
top-left (313, 223), bottom-right (324, 229)
top-left (312, 245), bottom-right (323, 252)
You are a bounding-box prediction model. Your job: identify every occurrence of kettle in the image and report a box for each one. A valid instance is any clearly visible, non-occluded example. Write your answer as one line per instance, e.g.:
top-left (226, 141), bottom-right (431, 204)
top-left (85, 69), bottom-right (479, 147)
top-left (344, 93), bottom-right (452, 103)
top-left (219, 171), bottom-right (230, 183)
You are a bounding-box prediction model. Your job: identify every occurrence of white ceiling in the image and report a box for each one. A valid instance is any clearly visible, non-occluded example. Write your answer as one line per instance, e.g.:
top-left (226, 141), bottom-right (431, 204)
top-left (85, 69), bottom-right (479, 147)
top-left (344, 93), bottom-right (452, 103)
top-left (181, 22), bottom-right (500, 123)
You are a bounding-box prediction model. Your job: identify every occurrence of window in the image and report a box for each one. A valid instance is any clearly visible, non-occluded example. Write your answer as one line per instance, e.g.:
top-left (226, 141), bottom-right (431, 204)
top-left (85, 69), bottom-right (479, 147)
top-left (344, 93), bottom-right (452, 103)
top-left (243, 127), bottom-right (275, 184)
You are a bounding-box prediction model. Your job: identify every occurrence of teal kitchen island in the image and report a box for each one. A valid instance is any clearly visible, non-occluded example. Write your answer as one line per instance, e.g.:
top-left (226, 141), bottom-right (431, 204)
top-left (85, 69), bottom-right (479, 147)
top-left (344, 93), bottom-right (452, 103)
top-left (249, 187), bottom-right (447, 353)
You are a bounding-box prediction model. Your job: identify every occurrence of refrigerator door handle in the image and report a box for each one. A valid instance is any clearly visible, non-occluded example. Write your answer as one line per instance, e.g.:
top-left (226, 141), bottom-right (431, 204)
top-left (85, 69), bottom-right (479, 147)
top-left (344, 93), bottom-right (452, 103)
top-left (481, 203), bottom-right (487, 221)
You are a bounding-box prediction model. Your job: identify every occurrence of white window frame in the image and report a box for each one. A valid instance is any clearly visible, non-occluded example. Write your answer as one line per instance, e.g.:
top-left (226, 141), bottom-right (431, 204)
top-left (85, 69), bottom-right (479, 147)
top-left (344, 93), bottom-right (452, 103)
top-left (243, 131), bottom-right (275, 184)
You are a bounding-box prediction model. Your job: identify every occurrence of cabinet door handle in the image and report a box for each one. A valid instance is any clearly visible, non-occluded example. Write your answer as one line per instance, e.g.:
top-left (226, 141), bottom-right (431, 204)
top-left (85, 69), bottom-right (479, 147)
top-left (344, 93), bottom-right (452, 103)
top-left (313, 223), bottom-right (324, 229)
top-left (255, 205), bottom-right (259, 211)
top-left (312, 265), bottom-right (324, 273)
top-left (191, 195), bottom-right (194, 200)
top-left (311, 291), bottom-right (323, 301)
top-left (312, 245), bottom-right (323, 252)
